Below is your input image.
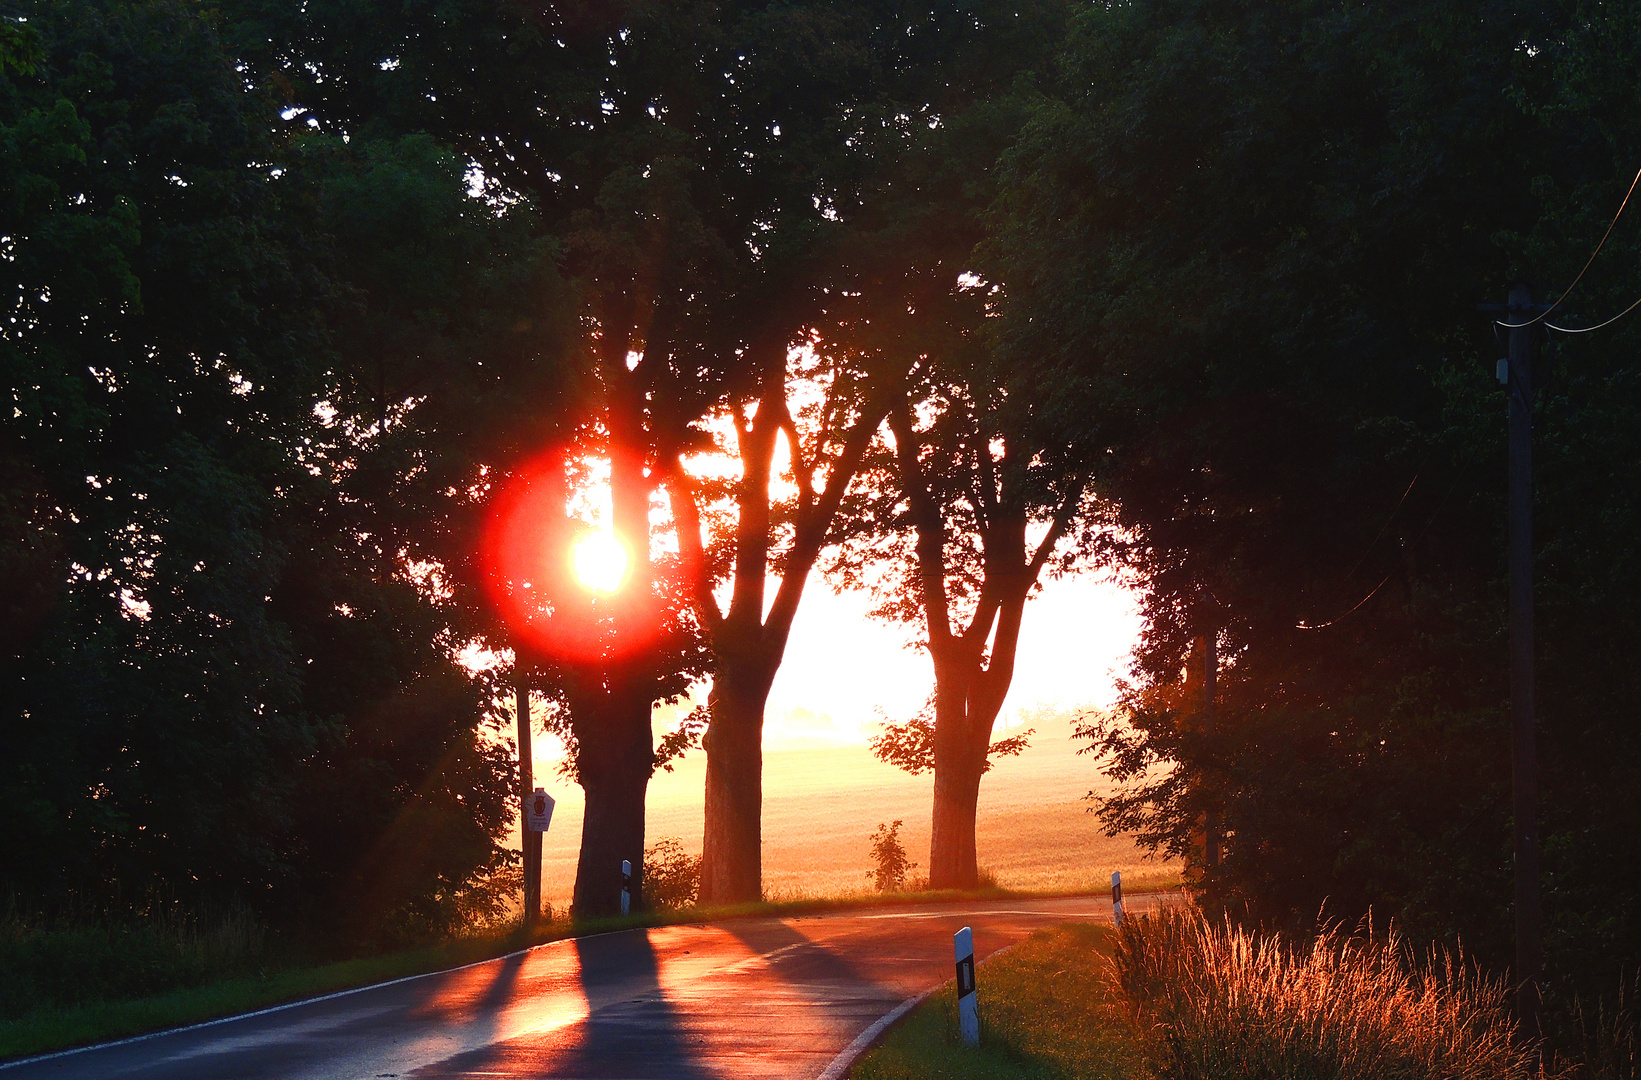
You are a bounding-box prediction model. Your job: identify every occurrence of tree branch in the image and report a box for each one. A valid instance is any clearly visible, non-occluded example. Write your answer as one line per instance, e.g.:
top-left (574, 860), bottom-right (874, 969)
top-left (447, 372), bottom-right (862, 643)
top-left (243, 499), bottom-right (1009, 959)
top-left (763, 381), bottom-right (895, 643)
top-left (772, 394), bottom-right (816, 517)
top-left (1027, 483), bottom-right (1085, 583)
top-left (661, 455), bottom-right (725, 635)
top-left (887, 401), bottom-right (955, 654)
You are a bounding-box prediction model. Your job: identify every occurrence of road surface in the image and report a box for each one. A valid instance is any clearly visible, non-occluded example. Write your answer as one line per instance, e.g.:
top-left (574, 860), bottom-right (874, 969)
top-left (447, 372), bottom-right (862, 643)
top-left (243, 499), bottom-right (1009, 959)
top-left (3, 892), bottom-right (1172, 1080)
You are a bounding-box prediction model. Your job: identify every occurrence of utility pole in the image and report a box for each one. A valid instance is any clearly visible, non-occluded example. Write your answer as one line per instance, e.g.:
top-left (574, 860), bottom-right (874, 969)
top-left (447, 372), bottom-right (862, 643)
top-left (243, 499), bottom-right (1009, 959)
top-left (1203, 628), bottom-right (1219, 868)
top-left (1505, 283), bottom-right (1542, 1045)
top-left (516, 670), bottom-right (542, 930)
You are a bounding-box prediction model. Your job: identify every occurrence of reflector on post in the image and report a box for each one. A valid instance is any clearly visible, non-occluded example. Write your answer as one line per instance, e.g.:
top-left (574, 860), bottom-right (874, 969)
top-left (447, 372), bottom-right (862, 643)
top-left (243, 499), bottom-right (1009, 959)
top-left (954, 926), bottom-right (979, 1047)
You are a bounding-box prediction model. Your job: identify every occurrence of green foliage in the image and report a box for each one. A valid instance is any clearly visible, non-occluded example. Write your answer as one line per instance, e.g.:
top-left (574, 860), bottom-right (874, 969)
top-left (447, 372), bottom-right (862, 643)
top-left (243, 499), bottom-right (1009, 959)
top-left (0, 18), bottom-right (41, 74)
top-left (870, 698), bottom-right (1032, 776)
top-left (641, 837), bottom-right (701, 909)
top-left (988, 0), bottom-right (1641, 1001)
top-left (0, 904), bottom-right (272, 1021)
top-left (867, 820), bottom-right (916, 893)
top-left (0, 0), bottom-right (556, 949)
top-left (0, 0), bottom-right (334, 912)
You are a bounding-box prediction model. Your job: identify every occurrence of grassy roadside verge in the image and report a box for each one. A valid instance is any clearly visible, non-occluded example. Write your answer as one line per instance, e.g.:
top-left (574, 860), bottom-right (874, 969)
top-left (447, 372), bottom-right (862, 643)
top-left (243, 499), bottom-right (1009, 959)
top-left (0, 881), bottom-right (1171, 1063)
top-left (849, 923), bottom-right (1135, 1080)
top-left (851, 906), bottom-right (1569, 1080)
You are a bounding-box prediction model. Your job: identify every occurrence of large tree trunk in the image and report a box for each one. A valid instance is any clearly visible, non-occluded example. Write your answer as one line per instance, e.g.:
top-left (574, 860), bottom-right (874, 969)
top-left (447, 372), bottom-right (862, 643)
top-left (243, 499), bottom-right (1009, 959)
top-left (699, 663), bottom-right (772, 903)
top-left (569, 678), bottom-right (654, 918)
top-left (928, 735), bottom-right (986, 888)
top-left (925, 585), bottom-right (1028, 890)
top-left (927, 668), bottom-right (996, 889)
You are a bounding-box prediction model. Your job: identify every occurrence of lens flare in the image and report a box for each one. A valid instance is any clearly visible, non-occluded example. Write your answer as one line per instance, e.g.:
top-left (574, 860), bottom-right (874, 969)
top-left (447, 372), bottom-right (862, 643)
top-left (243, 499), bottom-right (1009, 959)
top-left (573, 532), bottom-right (627, 593)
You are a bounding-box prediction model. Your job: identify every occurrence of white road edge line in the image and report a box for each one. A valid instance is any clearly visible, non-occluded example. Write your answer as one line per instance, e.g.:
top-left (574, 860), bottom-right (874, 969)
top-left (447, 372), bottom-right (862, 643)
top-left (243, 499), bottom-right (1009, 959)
top-left (814, 942), bottom-right (1024, 1080)
top-left (0, 925), bottom-right (642, 1072)
top-left (3, 898), bottom-right (1138, 1073)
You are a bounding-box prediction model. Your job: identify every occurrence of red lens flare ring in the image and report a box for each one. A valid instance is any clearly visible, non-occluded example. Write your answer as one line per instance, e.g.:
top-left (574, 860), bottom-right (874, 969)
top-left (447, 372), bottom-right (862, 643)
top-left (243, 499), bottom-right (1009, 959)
top-left (479, 450), bottom-right (655, 663)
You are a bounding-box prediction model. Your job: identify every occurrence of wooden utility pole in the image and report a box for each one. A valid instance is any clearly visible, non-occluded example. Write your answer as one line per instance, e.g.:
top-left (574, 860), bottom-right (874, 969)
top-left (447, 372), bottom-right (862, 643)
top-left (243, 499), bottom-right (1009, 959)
top-left (1505, 283), bottom-right (1542, 1044)
top-left (516, 671), bottom-right (541, 929)
top-left (1203, 628), bottom-right (1220, 868)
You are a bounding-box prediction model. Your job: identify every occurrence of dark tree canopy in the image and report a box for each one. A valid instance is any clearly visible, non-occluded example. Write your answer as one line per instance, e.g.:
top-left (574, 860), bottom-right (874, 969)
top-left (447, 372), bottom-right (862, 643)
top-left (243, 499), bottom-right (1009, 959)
top-left (3, 0), bottom-right (1640, 1041)
top-left (0, 0), bottom-right (567, 945)
top-left (989, 0), bottom-right (1641, 997)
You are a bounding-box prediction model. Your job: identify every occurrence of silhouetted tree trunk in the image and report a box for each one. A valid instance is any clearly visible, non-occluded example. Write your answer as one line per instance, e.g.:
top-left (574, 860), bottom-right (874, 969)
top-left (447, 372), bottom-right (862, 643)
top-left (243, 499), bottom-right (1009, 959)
top-left (569, 674), bottom-right (653, 916)
top-left (564, 329), bottom-right (666, 916)
top-left (699, 657), bottom-right (772, 902)
top-left (669, 353), bottom-right (892, 904)
top-left (888, 405), bottom-right (1077, 889)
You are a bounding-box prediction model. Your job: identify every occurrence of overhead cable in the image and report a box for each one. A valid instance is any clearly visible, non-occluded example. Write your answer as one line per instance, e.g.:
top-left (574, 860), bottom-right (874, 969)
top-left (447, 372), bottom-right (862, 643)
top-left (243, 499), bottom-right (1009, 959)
top-left (1295, 462), bottom-right (1469, 631)
top-left (1497, 163), bottom-right (1641, 330)
top-left (1545, 293), bottom-right (1641, 335)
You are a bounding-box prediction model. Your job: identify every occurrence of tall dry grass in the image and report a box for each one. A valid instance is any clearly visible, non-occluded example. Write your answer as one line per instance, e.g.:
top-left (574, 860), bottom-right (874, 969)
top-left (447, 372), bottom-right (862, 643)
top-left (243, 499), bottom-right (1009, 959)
top-left (1112, 905), bottom-right (1541, 1080)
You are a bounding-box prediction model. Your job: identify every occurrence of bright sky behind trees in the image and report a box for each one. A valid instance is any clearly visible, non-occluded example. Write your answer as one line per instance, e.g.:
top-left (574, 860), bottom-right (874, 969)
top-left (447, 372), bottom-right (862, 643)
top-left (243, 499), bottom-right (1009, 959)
top-left (760, 569), bottom-right (1139, 748)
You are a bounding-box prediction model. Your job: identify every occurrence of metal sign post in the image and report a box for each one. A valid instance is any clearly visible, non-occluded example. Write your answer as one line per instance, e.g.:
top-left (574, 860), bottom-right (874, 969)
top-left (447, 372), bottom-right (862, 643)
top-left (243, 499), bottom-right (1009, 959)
top-left (954, 926), bottom-right (979, 1047)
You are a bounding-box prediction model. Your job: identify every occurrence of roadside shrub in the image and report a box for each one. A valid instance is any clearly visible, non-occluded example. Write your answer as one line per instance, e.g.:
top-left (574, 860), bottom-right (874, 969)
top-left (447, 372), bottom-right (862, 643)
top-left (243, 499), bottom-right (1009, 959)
top-left (1554, 971), bottom-right (1640, 1080)
top-left (0, 904), bottom-right (272, 1020)
top-left (1113, 905), bottom-right (1538, 1080)
top-left (642, 837), bottom-right (700, 909)
top-left (868, 820), bottom-right (916, 893)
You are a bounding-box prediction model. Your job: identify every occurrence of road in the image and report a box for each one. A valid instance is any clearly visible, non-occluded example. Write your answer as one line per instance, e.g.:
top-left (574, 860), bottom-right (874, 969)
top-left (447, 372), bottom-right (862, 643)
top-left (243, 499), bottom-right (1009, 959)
top-left (3, 892), bottom-right (1172, 1080)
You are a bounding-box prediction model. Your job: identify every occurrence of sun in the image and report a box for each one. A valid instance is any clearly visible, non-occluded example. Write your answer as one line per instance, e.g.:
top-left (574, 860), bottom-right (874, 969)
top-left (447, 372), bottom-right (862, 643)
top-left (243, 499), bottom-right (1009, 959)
top-left (573, 532), bottom-right (628, 593)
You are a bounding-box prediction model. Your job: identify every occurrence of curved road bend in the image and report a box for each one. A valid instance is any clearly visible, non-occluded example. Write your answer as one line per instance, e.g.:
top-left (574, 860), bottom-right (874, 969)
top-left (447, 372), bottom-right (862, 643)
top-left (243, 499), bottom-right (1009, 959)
top-left (4, 892), bottom-right (1174, 1080)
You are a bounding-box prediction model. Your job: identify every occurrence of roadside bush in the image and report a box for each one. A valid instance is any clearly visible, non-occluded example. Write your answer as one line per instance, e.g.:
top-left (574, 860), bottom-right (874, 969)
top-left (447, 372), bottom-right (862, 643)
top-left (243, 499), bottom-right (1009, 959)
top-left (642, 837), bottom-right (700, 909)
top-left (0, 904), bottom-right (273, 1020)
top-left (1113, 905), bottom-right (1538, 1080)
top-left (868, 821), bottom-right (916, 893)
top-left (1553, 971), bottom-right (1640, 1080)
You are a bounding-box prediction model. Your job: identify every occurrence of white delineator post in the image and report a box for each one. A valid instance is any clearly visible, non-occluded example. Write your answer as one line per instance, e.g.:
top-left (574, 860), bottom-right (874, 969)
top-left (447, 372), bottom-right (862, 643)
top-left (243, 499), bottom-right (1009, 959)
top-left (954, 926), bottom-right (979, 1047)
top-left (1111, 871), bottom-right (1125, 929)
top-left (620, 859), bottom-right (632, 915)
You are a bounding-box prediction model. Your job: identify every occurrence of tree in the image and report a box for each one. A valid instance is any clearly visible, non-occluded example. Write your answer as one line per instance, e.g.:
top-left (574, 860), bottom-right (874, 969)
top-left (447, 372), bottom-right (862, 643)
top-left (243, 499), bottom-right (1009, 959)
top-left (0, 0), bottom-right (563, 941)
top-left (988, 0), bottom-right (1641, 1007)
top-left (843, 343), bottom-right (1091, 889)
top-left (231, 0), bottom-right (947, 909)
top-left (0, 0), bottom-right (333, 911)
top-left (225, 0), bottom-right (752, 915)
top-left (272, 132), bottom-right (574, 944)
top-left (822, 0), bottom-right (1079, 890)
top-left (665, 347), bottom-right (895, 903)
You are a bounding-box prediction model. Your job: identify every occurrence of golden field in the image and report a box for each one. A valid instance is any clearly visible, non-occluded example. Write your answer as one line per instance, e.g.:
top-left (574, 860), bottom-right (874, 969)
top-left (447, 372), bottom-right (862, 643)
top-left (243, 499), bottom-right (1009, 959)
top-left (517, 709), bottom-right (1176, 909)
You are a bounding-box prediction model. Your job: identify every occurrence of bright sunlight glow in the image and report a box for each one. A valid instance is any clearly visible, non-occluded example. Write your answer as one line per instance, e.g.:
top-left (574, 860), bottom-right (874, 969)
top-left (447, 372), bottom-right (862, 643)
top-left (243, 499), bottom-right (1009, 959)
top-left (573, 532), bottom-right (628, 593)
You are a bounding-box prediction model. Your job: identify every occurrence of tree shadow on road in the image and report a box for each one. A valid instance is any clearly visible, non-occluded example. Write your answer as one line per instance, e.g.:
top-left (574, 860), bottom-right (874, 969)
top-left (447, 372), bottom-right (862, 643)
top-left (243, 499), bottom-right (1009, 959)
top-left (411, 930), bottom-right (714, 1079)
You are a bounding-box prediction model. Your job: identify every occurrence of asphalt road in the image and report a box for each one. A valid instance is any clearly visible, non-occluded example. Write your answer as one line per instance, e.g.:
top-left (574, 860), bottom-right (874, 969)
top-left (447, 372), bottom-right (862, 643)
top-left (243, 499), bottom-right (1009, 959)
top-left (3, 892), bottom-right (1172, 1080)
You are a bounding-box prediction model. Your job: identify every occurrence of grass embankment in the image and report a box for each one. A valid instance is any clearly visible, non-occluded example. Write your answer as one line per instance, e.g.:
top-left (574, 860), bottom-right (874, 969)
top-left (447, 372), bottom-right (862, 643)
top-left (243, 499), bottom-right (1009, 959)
top-left (853, 907), bottom-right (1558, 1080)
top-left (852, 923), bottom-right (1133, 1080)
top-left (0, 882), bottom-right (1166, 1062)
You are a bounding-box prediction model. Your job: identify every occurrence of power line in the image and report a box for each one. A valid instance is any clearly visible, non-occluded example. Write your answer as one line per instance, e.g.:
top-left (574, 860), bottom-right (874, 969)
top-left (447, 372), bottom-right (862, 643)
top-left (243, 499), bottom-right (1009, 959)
top-left (1336, 458), bottom-right (1424, 586)
top-left (1545, 292), bottom-right (1641, 334)
top-left (1295, 462), bottom-right (1470, 631)
top-left (1497, 163), bottom-right (1641, 330)
top-left (1295, 574), bottom-right (1391, 631)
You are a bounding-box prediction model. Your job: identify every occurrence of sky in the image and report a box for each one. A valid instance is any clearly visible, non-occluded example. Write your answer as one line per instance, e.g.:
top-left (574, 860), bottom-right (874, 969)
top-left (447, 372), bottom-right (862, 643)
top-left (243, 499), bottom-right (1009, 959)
top-left (531, 564), bottom-right (1142, 767)
top-left (742, 567), bottom-right (1140, 749)
top-left (536, 394), bottom-right (1147, 754)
